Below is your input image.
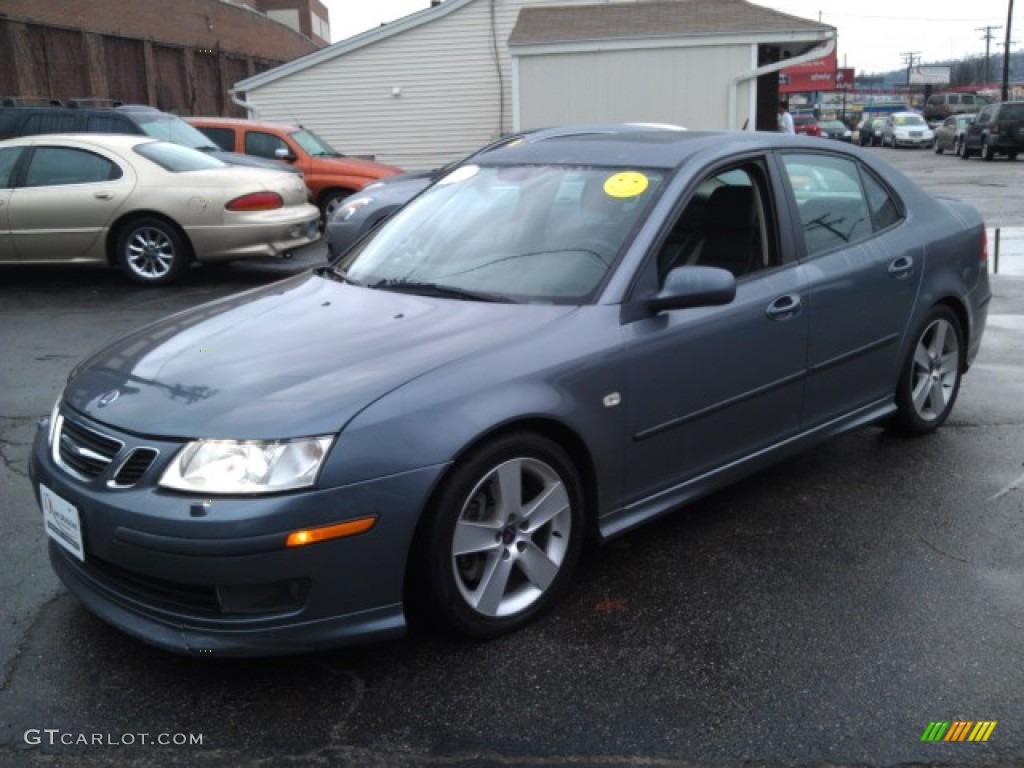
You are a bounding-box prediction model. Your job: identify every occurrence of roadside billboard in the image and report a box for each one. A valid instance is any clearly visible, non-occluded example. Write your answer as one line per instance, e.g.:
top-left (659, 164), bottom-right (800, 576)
top-left (909, 66), bottom-right (951, 85)
top-left (780, 51), bottom-right (843, 93)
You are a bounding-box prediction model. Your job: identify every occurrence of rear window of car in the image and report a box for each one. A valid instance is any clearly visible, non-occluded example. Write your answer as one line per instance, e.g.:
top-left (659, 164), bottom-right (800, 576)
top-left (133, 141), bottom-right (226, 172)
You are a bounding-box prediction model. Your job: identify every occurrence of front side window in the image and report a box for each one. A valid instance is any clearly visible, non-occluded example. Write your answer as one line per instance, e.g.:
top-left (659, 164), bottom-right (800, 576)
top-left (245, 131), bottom-right (289, 159)
top-left (655, 164), bottom-right (775, 282)
top-left (86, 114), bottom-right (136, 133)
top-left (338, 164), bottom-right (666, 303)
top-left (23, 147), bottom-right (122, 187)
top-left (782, 154), bottom-right (875, 259)
top-left (961, 95), bottom-right (975, 106)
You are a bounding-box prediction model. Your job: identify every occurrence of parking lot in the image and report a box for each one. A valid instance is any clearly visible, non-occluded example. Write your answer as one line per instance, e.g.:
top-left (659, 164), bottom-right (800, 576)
top-left (1, 145), bottom-right (1023, 767)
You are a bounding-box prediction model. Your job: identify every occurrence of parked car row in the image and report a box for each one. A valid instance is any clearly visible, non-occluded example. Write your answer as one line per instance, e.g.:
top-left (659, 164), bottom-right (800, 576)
top-left (0, 102), bottom-right (404, 284)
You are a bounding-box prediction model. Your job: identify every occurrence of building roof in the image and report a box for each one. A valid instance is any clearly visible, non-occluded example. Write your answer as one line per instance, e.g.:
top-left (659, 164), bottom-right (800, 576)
top-left (509, 0), bottom-right (833, 47)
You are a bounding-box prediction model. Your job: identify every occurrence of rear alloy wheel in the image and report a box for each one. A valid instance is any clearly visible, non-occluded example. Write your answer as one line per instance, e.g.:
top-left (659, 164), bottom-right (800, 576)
top-left (115, 217), bottom-right (190, 286)
top-left (415, 433), bottom-right (584, 639)
top-left (885, 306), bottom-right (964, 436)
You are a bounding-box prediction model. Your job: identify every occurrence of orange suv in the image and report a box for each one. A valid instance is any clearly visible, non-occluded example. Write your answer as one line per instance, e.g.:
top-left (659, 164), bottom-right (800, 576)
top-left (188, 117), bottom-right (402, 221)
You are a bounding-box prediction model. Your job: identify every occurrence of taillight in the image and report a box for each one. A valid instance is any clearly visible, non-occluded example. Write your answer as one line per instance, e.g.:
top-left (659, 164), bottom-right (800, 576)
top-left (980, 229), bottom-right (989, 267)
top-left (226, 192), bottom-right (283, 211)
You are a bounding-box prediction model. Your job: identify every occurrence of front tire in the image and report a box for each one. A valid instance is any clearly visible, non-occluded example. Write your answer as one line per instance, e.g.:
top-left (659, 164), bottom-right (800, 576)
top-left (115, 217), bottom-right (190, 286)
top-left (318, 189), bottom-right (352, 226)
top-left (413, 433), bottom-right (584, 639)
top-left (885, 306), bottom-right (964, 436)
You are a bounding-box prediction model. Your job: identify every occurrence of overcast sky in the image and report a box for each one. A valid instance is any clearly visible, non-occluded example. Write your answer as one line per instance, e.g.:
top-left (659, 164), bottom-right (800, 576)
top-left (321, 0), bottom-right (1019, 75)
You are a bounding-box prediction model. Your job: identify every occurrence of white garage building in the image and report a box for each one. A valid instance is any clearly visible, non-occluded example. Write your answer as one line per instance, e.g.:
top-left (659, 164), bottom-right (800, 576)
top-left (231, 0), bottom-right (835, 170)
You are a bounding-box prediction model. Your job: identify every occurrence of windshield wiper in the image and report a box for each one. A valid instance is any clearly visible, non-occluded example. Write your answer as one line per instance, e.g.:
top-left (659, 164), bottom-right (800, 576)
top-left (369, 279), bottom-right (517, 303)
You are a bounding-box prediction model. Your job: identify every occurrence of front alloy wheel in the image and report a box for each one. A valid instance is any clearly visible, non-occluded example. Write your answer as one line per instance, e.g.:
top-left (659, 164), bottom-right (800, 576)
top-left (414, 434), bottom-right (583, 638)
top-left (885, 306), bottom-right (964, 435)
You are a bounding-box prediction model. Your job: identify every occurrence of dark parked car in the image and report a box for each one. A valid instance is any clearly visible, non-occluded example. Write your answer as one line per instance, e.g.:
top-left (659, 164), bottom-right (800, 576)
top-left (0, 101), bottom-right (301, 176)
top-left (793, 114), bottom-right (821, 137)
top-left (818, 119), bottom-right (852, 142)
top-left (30, 128), bottom-right (990, 655)
top-left (961, 101), bottom-right (1024, 161)
top-left (856, 116), bottom-right (886, 146)
top-left (934, 114), bottom-right (975, 156)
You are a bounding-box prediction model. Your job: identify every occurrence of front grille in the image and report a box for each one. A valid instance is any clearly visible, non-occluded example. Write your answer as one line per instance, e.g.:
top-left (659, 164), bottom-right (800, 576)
top-left (57, 416), bottom-right (123, 479)
top-left (112, 448), bottom-right (159, 487)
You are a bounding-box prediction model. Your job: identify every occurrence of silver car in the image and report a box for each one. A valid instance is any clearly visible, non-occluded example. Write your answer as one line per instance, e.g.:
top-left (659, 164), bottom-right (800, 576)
top-left (30, 128), bottom-right (989, 654)
top-left (0, 134), bottom-right (320, 285)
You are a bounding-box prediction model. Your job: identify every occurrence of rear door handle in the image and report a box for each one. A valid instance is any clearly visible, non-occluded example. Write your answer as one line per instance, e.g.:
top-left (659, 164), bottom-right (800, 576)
top-left (766, 293), bottom-right (802, 321)
top-left (94, 191), bottom-right (113, 200)
top-left (888, 255), bottom-right (914, 279)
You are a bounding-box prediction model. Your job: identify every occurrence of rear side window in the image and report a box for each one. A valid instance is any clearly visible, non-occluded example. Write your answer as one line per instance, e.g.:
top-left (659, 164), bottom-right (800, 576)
top-left (133, 141), bottom-right (226, 172)
top-left (998, 104), bottom-right (1024, 120)
top-left (196, 126), bottom-right (235, 151)
top-left (23, 147), bottom-right (122, 187)
top-left (85, 113), bottom-right (139, 134)
top-left (782, 154), bottom-right (875, 259)
top-left (0, 146), bottom-right (24, 188)
top-left (20, 112), bottom-right (79, 136)
top-left (861, 172), bottom-right (903, 231)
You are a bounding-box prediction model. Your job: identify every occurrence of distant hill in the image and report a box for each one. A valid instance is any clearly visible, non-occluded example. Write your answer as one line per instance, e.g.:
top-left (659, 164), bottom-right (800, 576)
top-left (857, 50), bottom-right (1023, 90)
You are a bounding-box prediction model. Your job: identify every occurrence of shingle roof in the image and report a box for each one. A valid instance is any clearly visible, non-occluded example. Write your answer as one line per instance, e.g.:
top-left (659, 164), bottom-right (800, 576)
top-left (508, 0), bottom-right (834, 47)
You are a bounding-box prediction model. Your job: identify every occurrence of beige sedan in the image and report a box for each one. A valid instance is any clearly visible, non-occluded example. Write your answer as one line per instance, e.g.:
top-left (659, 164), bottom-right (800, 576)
top-left (0, 134), bottom-right (320, 285)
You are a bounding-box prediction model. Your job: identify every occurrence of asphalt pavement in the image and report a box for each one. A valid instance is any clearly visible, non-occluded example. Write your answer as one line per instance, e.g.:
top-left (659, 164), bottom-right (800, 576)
top-left (1, 146), bottom-right (1022, 768)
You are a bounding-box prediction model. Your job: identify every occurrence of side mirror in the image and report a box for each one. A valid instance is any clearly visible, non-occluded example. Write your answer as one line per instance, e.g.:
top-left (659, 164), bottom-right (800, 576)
top-left (644, 266), bottom-right (736, 314)
top-left (274, 147), bottom-right (297, 162)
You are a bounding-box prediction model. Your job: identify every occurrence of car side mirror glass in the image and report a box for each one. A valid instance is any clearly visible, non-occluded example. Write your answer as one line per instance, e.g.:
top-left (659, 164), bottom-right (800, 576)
top-left (645, 266), bottom-right (736, 314)
top-left (274, 147), bottom-right (297, 161)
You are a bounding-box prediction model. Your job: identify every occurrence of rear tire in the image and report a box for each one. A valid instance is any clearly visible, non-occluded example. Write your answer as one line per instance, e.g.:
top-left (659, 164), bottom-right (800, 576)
top-left (981, 139), bottom-right (995, 161)
top-left (115, 217), bottom-right (191, 286)
top-left (884, 306), bottom-right (964, 436)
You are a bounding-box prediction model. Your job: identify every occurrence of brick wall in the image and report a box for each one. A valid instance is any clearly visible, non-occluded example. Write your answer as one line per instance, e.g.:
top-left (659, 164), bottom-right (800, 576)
top-left (0, 0), bottom-right (324, 116)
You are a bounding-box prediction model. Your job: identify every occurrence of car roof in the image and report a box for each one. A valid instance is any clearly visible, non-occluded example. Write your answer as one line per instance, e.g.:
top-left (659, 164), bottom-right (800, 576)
top-left (186, 116), bottom-right (303, 133)
top-left (474, 129), bottom-right (834, 170)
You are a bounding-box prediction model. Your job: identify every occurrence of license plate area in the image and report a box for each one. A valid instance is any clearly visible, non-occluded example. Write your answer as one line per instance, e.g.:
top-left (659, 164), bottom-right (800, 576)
top-left (41, 484), bottom-right (85, 561)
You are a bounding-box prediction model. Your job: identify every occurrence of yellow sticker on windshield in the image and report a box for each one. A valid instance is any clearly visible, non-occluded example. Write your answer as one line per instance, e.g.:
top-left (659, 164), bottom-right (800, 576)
top-left (604, 172), bottom-right (648, 198)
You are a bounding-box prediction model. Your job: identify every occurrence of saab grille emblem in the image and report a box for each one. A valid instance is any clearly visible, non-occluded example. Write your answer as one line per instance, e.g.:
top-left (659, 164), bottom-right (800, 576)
top-left (97, 390), bottom-right (120, 408)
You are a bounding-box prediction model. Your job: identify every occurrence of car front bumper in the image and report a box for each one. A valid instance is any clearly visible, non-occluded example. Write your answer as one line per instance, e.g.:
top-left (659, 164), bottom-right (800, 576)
top-left (29, 411), bottom-right (447, 656)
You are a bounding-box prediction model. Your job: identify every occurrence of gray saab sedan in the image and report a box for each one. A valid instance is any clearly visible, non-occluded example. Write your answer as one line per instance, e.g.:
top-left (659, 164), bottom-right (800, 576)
top-left (30, 128), bottom-right (990, 655)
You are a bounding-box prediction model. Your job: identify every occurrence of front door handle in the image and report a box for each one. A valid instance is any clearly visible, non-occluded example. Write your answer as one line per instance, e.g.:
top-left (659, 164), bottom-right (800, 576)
top-left (766, 293), bottom-right (802, 321)
top-left (888, 255), bottom-right (914, 279)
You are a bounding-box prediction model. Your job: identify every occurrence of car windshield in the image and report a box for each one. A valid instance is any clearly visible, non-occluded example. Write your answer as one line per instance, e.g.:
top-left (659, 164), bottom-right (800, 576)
top-left (894, 115), bottom-right (926, 127)
top-left (133, 141), bottom-right (227, 172)
top-left (337, 164), bottom-right (666, 303)
top-left (290, 129), bottom-right (342, 157)
top-left (130, 112), bottom-right (221, 150)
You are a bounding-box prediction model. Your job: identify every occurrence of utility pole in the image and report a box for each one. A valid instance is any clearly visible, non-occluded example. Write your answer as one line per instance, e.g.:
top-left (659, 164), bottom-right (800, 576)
top-left (901, 51), bottom-right (921, 86)
top-left (1003, 0), bottom-right (1015, 100)
top-left (977, 25), bottom-right (1002, 84)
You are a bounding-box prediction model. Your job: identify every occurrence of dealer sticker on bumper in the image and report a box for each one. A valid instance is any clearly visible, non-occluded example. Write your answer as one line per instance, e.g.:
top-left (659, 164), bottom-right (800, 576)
top-left (40, 484), bottom-right (84, 561)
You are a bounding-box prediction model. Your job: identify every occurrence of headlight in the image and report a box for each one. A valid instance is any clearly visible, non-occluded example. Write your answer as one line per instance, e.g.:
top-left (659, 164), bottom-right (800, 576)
top-left (336, 197), bottom-right (373, 222)
top-left (159, 436), bottom-right (334, 494)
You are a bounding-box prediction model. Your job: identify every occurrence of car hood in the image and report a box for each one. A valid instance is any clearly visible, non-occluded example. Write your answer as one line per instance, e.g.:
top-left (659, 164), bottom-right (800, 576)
top-left (65, 272), bottom-right (574, 440)
top-left (318, 155), bottom-right (403, 178)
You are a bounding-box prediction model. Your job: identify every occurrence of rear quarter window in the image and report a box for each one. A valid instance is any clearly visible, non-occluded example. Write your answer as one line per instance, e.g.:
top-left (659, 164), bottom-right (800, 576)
top-left (196, 126), bottom-right (235, 151)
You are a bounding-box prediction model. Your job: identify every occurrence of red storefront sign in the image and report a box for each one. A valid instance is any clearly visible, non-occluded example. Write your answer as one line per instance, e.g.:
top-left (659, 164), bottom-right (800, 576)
top-left (779, 51), bottom-right (848, 93)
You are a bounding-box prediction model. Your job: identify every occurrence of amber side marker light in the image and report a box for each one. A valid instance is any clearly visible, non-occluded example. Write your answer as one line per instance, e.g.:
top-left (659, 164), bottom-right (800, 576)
top-left (286, 516), bottom-right (377, 548)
